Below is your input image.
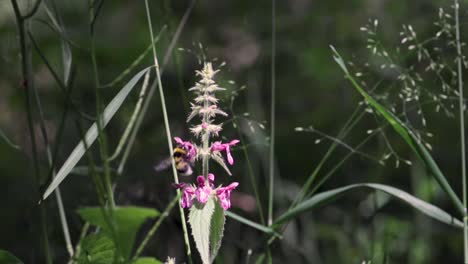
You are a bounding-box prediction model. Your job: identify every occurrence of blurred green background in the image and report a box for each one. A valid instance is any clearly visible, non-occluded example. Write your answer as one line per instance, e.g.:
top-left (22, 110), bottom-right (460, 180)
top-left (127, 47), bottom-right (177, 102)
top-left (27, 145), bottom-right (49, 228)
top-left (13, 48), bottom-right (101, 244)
top-left (0, 0), bottom-right (465, 263)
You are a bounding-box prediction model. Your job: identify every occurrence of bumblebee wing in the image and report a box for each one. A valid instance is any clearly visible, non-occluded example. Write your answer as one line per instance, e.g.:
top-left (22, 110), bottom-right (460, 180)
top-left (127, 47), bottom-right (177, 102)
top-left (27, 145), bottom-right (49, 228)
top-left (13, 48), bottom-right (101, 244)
top-left (154, 157), bottom-right (172, 172)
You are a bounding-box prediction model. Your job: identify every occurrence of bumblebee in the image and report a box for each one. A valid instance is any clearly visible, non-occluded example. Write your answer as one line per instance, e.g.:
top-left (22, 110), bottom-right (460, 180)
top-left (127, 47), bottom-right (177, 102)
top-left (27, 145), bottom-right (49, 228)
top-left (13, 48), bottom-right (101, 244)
top-left (155, 146), bottom-right (193, 176)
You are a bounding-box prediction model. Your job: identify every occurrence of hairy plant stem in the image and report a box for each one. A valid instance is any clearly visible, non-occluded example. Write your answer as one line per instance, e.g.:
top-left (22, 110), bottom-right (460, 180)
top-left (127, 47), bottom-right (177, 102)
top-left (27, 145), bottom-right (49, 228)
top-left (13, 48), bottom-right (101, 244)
top-left (9, 1), bottom-right (52, 263)
top-left (454, 0), bottom-right (468, 262)
top-left (144, 1), bottom-right (192, 262)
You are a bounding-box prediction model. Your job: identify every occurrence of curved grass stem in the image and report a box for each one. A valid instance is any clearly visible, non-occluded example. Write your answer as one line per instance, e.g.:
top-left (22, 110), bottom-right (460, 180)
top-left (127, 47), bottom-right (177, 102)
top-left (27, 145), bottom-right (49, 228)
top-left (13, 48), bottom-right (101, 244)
top-left (144, 1), bottom-right (192, 262)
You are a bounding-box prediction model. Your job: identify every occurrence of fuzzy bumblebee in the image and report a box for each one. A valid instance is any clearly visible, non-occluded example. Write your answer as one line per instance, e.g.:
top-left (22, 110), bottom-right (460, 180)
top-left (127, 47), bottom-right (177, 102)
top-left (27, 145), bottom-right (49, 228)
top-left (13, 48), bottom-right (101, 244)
top-left (155, 140), bottom-right (195, 176)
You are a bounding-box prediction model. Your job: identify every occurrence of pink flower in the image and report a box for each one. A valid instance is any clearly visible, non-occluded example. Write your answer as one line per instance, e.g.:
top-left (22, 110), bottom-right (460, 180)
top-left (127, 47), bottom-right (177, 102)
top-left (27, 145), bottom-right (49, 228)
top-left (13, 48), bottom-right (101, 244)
top-left (211, 140), bottom-right (240, 165)
top-left (195, 176), bottom-right (212, 204)
top-left (216, 182), bottom-right (239, 210)
top-left (174, 183), bottom-right (195, 208)
top-left (173, 174), bottom-right (238, 210)
top-left (174, 137), bottom-right (197, 160)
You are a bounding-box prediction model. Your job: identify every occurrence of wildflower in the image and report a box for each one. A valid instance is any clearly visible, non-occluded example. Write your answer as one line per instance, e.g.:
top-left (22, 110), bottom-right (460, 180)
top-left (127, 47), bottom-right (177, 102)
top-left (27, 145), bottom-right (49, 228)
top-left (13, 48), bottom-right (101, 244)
top-left (174, 173), bottom-right (238, 210)
top-left (173, 183), bottom-right (197, 209)
top-left (195, 176), bottom-right (212, 203)
top-left (211, 140), bottom-right (240, 165)
top-left (216, 182), bottom-right (239, 210)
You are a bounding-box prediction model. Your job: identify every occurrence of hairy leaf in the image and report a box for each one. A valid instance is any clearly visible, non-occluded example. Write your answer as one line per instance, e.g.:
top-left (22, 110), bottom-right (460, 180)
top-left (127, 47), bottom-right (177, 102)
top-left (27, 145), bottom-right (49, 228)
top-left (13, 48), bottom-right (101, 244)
top-left (189, 197), bottom-right (215, 264)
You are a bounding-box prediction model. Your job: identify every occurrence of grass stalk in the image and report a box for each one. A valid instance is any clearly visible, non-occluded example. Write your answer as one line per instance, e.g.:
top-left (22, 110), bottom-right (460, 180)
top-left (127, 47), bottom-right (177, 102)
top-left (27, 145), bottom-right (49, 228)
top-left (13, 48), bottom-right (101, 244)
top-left (144, 1), bottom-right (192, 262)
top-left (28, 24), bottom-right (74, 257)
top-left (453, 0), bottom-right (468, 262)
top-left (268, 0), bottom-right (276, 227)
top-left (133, 193), bottom-right (181, 259)
top-left (9, 1), bottom-right (52, 263)
top-left (89, 0), bottom-right (115, 209)
top-left (117, 0), bottom-right (196, 177)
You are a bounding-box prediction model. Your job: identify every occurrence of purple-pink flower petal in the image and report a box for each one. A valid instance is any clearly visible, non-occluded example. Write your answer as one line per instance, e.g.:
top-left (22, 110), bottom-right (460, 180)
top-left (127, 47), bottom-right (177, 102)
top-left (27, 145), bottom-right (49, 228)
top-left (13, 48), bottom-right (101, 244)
top-left (196, 185), bottom-right (211, 204)
top-left (210, 140), bottom-right (240, 166)
top-left (216, 182), bottom-right (239, 210)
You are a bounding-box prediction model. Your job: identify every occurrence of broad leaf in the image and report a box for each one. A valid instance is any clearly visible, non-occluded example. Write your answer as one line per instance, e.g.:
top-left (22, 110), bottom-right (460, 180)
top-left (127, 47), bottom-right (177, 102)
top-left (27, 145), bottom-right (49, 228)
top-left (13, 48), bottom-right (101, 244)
top-left (77, 206), bottom-right (159, 260)
top-left (0, 250), bottom-right (23, 264)
top-left (273, 183), bottom-right (463, 229)
top-left (42, 67), bottom-right (151, 200)
top-left (331, 47), bottom-right (464, 216)
top-left (209, 200), bottom-right (225, 261)
top-left (132, 257), bottom-right (163, 264)
top-left (189, 197), bottom-right (215, 264)
top-left (75, 234), bottom-right (115, 264)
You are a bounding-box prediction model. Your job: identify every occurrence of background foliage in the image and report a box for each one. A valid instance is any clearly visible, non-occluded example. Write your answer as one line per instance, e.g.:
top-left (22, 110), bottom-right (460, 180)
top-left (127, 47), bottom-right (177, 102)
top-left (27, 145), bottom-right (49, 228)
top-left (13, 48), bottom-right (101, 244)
top-left (0, 0), bottom-right (465, 263)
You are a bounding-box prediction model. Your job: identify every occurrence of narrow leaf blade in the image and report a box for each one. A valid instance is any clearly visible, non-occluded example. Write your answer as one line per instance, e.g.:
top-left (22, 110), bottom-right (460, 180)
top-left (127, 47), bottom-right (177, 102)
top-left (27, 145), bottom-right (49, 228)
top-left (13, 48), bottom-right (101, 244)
top-left (42, 67), bottom-right (151, 200)
top-left (331, 48), bottom-right (464, 215)
top-left (274, 183), bottom-right (463, 229)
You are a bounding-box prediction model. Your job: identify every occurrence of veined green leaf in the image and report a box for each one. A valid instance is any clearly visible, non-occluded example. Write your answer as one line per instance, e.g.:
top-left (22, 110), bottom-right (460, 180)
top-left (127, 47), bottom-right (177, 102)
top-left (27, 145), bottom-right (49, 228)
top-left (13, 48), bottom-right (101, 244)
top-left (331, 47), bottom-right (464, 216)
top-left (75, 234), bottom-right (115, 264)
top-left (42, 67), bottom-right (151, 200)
top-left (77, 206), bottom-right (159, 261)
top-left (0, 249), bottom-right (23, 264)
top-left (189, 198), bottom-right (215, 264)
top-left (273, 183), bottom-right (463, 229)
top-left (209, 200), bottom-right (225, 261)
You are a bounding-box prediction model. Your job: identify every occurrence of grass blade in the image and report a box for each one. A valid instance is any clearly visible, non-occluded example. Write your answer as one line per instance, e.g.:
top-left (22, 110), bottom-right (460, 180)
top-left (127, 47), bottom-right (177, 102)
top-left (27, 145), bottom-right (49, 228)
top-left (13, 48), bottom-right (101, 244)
top-left (0, 128), bottom-right (20, 150)
top-left (42, 67), bottom-right (151, 200)
top-left (226, 211), bottom-right (277, 235)
top-left (273, 183), bottom-right (463, 229)
top-left (331, 46), bottom-right (464, 216)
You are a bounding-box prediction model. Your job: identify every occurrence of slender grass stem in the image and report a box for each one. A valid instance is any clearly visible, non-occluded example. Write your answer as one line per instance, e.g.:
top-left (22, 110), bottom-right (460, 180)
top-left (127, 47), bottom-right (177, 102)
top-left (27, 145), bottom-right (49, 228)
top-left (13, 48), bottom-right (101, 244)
top-left (28, 25), bottom-right (74, 257)
top-left (9, 1), bottom-right (52, 262)
top-left (117, 0), bottom-right (195, 177)
top-left (267, 0), bottom-right (276, 227)
top-left (108, 71), bottom-right (151, 162)
top-left (89, 0), bottom-right (115, 209)
top-left (144, 1), bottom-right (192, 262)
top-left (133, 193), bottom-right (181, 259)
top-left (453, 0), bottom-right (468, 262)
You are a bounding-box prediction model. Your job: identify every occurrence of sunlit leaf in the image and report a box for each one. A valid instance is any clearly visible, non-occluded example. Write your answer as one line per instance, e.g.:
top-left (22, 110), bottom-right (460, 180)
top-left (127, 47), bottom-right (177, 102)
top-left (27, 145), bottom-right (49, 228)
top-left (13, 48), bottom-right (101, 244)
top-left (189, 197), bottom-right (215, 264)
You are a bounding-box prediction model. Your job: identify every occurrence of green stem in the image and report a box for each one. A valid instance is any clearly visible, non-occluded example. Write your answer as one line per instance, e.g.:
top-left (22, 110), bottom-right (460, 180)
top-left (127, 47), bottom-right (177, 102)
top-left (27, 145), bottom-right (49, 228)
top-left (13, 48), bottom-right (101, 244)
top-left (9, 0), bottom-right (52, 263)
top-left (89, 0), bottom-right (115, 209)
top-left (144, 1), bottom-right (192, 262)
top-left (268, 0), bottom-right (276, 227)
top-left (454, 0), bottom-right (468, 262)
top-left (133, 194), bottom-right (181, 259)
